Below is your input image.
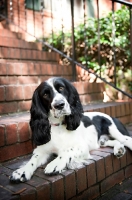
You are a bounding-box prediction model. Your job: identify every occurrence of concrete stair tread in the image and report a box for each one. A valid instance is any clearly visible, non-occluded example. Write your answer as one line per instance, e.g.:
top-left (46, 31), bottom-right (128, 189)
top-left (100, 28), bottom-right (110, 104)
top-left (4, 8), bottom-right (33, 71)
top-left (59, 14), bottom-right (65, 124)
top-left (0, 124), bottom-right (132, 200)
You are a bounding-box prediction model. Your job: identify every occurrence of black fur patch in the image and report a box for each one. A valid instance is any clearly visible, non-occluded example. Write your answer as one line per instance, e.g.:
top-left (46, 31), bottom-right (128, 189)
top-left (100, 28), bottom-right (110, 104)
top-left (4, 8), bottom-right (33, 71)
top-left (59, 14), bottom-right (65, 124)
top-left (112, 117), bottom-right (129, 136)
top-left (81, 115), bottom-right (92, 127)
top-left (92, 115), bottom-right (112, 139)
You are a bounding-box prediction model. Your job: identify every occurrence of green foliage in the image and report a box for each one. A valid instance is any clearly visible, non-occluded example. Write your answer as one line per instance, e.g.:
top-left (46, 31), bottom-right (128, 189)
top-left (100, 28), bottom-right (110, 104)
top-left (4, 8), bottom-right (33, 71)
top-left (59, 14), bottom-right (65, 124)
top-left (45, 6), bottom-right (131, 91)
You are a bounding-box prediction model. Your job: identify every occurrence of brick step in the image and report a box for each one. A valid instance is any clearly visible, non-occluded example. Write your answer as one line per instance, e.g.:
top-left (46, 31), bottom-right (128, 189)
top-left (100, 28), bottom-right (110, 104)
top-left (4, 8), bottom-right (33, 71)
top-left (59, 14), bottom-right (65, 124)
top-left (0, 120), bottom-right (132, 200)
top-left (0, 80), bottom-right (104, 115)
top-left (0, 36), bottom-right (42, 50)
top-left (0, 47), bottom-right (59, 61)
top-left (0, 62), bottom-right (72, 77)
top-left (0, 101), bottom-right (132, 163)
top-left (0, 28), bottom-right (24, 39)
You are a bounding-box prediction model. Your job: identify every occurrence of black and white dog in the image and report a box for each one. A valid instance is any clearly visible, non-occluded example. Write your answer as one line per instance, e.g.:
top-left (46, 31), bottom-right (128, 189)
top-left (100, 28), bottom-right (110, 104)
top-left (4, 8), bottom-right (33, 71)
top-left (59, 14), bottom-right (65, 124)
top-left (10, 77), bottom-right (132, 182)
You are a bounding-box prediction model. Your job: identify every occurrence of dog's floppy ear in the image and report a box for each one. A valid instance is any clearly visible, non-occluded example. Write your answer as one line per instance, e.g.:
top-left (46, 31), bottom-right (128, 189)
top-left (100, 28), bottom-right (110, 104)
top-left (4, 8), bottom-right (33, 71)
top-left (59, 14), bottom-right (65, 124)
top-left (64, 80), bottom-right (83, 130)
top-left (30, 88), bottom-right (51, 146)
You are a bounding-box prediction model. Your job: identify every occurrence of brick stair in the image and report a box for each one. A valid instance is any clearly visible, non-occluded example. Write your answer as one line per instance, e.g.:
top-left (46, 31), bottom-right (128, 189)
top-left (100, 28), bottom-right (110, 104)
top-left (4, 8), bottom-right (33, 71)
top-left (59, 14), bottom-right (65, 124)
top-left (0, 27), bottom-right (132, 200)
top-left (0, 101), bottom-right (132, 163)
top-left (0, 118), bottom-right (132, 200)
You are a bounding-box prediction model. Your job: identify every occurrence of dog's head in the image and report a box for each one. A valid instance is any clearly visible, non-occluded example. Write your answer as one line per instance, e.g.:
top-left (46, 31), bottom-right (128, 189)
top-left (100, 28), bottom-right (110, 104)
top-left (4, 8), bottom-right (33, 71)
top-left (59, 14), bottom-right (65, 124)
top-left (30, 77), bottom-right (83, 145)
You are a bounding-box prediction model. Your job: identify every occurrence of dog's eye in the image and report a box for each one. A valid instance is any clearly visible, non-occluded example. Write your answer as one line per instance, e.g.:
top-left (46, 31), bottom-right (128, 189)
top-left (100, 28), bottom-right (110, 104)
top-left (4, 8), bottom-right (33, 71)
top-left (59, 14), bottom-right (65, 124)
top-left (43, 93), bottom-right (48, 98)
top-left (59, 86), bottom-right (64, 92)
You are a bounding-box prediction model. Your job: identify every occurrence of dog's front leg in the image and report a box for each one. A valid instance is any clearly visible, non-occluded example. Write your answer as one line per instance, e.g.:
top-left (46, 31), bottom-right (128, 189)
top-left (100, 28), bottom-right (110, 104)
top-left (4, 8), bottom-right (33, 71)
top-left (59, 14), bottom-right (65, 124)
top-left (10, 147), bottom-right (50, 183)
top-left (44, 145), bottom-right (90, 175)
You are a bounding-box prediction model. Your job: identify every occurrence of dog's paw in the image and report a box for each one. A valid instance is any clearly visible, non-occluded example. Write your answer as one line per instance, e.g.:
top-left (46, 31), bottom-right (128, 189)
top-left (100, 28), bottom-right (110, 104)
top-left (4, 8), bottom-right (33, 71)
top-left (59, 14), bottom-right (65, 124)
top-left (99, 135), bottom-right (110, 147)
top-left (10, 168), bottom-right (32, 183)
top-left (44, 157), bottom-right (66, 175)
top-left (114, 144), bottom-right (126, 158)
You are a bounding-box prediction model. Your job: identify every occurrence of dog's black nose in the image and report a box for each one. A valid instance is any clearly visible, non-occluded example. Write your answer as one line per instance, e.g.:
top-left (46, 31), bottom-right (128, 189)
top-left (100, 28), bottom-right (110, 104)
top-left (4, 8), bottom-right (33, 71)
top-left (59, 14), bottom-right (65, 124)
top-left (53, 101), bottom-right (65, 110)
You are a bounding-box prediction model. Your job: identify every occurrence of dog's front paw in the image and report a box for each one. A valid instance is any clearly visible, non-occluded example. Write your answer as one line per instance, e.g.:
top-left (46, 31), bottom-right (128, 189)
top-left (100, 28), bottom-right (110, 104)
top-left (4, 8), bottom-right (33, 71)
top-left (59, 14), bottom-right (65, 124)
top-left (114, 144), bottom-right (126, 158)
top-left (10, 168), bottom-right (32, 183)
top-left (44, 157), bottom-right (66, 175)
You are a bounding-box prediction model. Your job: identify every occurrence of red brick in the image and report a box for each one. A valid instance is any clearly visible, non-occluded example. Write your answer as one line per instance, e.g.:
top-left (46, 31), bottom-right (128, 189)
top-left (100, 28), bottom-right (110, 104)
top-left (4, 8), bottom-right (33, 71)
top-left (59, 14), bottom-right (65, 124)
top-left (14, 48), bottom-right (21, 59)
top-left (18, 76), bottom-right (38, 84)
top-left (111, 106), bottom-right (116, 117)
top-left (1, 47), bottom-right (9, 58)
top-left (120, 152), bottom-right (127, 168)
top-left (0, 102), bottom-right (18, 114)
top-left (91, 154), bottom-right (105, 182)
top-left (46, 63), bottom-right (53, 75)
top-left (0, 64), bottom-right (7, 75)
top-left (7, 63), bottom-right (15, 75)
top-left (99, 107), bottom-right (105, 113)
top-left (91, 150), bottom-right (113, 177)
top-left (32, 50), bottom-right (37, 60)
top-left (105, 106), bottom-right (111, 116)
top-left (125, 103), bottom-right (129, 115)
top-left (112, 154), bottom-right (121, 172)
top-left (120, 103), bottom-right (126, 117)
top-left (51, 176), bottom-right (64, 200)
top-left (125, 164), bottom-right (132, 178)
top-left (0, 76), bottom-right (9, 85)
top-left (31, 84), bottom-right (38, 94)
top-left (116, 105), bottom-right (121, 117)
top-left (62, 170), bottom-right (76, 200)
top-left (73, 82), bottom-right (82, 94)
top-left (75, 166), bottom-right (87, 194)
top-left (77, 185), bottom-right (100, 200)
top-left (37, 179), bottom-right (50, 200)
top-left (21, 63), bottom-right (29, 75)
top-left (18, 140), bottom-right (33, 156)
top-left (26, 49), bottom-right (32, 59)
top-left (23, 85), bottom-right (32, 99)
top-left (21, 49), bottom-right (27, 59)
top-left (104, 154), bottom-right (113, 177)
top-left (126, 148), bottom-right (132, 165)
top-left (18, 100), bottom-right (31, 112)
top-left (8, 48), bottom-right (15, 59)
top-left (6, 124), bottom-right (18, 145)
top-left (34, 63), bottom-right (41, 74)
top-left (14, 85), bottom-right (24, 100)
top-left (0, 144), bottom-right (18, 162)
top-left (40, 63), bottom-right (47, 75)
top-left (0, 86), bottom-right (5, 101)
top-left (0, 140), bottom-right (33, 162)
top-left (18, 122), bottom-right (30, 142)
top-left (20, 188), bottom-right (36, 200)
top-left (86, 160), bottom-right (96, 187)
top-left (0, 125), bottom-right (5, 147)
top-left (5, 86), bottom-right (14, 101)
top-left (101, 170), bottom-right (124, 194)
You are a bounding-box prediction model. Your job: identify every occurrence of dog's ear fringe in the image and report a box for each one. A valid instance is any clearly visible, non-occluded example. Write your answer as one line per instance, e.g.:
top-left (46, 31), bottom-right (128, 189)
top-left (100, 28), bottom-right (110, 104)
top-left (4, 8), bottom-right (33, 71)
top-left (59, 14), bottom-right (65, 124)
top-left (30, 89), bottom-right (51, 146)
top-left (64, 80), bottom-right (83, 131)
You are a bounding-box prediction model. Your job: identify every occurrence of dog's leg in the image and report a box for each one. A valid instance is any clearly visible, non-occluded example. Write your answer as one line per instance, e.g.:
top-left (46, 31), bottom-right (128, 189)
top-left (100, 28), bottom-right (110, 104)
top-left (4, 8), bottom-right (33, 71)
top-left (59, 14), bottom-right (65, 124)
top-left (108, 124), bottom-right (132, 150)
top-left (99, 135), bottom-right (126, 158)
top-left (44, 145), bottom-right (90, 175)
top-left (10, 146), bottom-right (50, 183)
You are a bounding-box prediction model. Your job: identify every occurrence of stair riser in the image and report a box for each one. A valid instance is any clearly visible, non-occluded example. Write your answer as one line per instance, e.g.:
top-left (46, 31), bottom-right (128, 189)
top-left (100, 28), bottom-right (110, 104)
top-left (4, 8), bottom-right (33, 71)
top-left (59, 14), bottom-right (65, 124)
top-left (0, 37), bottom-right (42, 50)
top-left (0, 82), bottom-right (105, 114)
top-left (0, 47), bottom-right (59, 61)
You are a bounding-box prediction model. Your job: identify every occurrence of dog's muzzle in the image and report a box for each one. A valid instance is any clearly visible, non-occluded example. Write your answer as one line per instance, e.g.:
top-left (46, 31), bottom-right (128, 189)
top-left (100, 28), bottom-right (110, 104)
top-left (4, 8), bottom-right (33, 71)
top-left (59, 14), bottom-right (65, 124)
top-left (52, 100), bottom-right (65, 110)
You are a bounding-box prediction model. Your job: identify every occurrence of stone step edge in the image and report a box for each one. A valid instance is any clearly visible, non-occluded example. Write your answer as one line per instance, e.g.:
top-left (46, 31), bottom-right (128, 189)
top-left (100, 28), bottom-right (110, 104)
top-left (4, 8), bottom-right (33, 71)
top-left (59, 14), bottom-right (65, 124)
top-left (0, 125), bottom-right (132, 200)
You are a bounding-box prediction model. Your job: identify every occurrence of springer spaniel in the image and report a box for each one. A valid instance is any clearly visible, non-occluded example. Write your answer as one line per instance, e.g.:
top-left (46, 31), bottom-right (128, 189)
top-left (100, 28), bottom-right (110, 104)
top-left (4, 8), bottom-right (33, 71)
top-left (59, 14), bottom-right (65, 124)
top-left (10, 77), bottom-right (132, 183)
